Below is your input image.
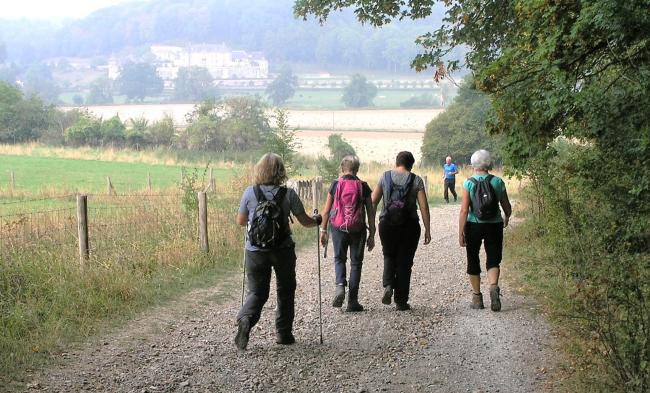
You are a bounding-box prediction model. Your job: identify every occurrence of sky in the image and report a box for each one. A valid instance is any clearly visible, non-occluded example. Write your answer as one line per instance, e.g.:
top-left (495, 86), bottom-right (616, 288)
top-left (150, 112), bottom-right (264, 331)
top-left (1, 0), bottom-right (145, 20)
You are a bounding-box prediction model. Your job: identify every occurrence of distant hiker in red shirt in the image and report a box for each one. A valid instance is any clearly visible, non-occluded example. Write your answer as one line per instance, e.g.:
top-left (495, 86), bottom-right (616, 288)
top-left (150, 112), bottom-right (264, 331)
top-left (319, 155), bottom-right (376, 312)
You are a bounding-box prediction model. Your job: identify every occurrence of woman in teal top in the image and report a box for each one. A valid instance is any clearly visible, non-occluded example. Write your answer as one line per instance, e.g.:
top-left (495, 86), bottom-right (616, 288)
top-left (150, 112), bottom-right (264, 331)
top-left (458, 150), bottom-right (512, 311)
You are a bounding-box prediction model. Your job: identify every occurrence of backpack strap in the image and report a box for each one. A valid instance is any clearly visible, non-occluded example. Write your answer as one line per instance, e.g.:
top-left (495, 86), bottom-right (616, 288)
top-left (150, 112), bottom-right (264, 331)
top-left (273, 186), bottom-right (288, 204)
top-left (467, 177), bottom-right (478, 185)
top-left (403, 173), bottom-right (415, 196)
top-left (382, 171), bottom-right (393, 203)
top-left (253, 185), bottom-right (264, 202)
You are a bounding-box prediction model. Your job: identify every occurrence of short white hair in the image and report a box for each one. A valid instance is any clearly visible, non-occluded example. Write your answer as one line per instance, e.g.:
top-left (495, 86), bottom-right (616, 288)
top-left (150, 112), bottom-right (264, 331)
top-left (470, 149), bottom-right (492, 170)
top-left (446, 156), bottom-right (452, 161)
top-left (340, 155), bottom-right (360, 173)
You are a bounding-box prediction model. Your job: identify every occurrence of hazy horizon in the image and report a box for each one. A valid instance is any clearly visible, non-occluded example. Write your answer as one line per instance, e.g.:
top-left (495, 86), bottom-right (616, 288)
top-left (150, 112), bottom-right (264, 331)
top-left (1, 0), bottom-right (145, 20)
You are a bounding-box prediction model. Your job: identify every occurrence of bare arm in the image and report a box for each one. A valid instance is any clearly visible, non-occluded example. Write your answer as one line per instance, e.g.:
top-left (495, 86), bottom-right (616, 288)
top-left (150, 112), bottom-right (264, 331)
top-left (236, 212), bottom-right (247, 226)
top-left (319, 193), bottom-right (334, 246)
top-left (365, 196), bottom-right (376, 251)
top-left (295, 212), bottom-right (319, 228)
top-left (371, 183), bottom-right (383, 210)
top-left (416, 189), bottom-right (431, 245)
top-left (459, 187), bottom-right (470, 247)
top-left (501, 189), bottom-right (512, 227)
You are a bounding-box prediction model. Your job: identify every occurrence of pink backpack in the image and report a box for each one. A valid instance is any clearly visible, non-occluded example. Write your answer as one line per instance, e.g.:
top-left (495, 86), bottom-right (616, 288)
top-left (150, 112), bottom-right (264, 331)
top-left (330, 177), bottom-right (365, 232)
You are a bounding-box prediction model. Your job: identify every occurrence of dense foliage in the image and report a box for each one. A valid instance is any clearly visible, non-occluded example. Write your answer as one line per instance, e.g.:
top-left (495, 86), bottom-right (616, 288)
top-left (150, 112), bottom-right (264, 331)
top-left (317, 133), bottom-right (356, 181)
top-left (0, 81), bottom-right (51, 143)
top-left (421, 79), bottom-right (498, 166)
top-left (173, 66), bottom-right (218, 102)
top-left (266, 66), bottom-right (298, 106)
top-left (265, 108), bottom-right (301, 175)
top-left (296, 0), bottom-right (650, 391)
top-left (116, 62), bottom-right (164, 102)
top-left (341, 74), bottom-right (377, 107)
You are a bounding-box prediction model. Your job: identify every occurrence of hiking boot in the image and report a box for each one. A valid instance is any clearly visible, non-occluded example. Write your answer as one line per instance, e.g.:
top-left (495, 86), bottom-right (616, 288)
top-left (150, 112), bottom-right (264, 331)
top-left (490, 286), bottom-right (501, 312)
top-left (332, 284), bottom-right (345, 308)
top-left (395, 302), bottom-right (411, 311)
top-left (381, 285), bottom-right (393, 305)
top-left (470, 292), bottom-right (485, 309)
top-left (346, 289), bottom-right (364, 312)
top-left (234, 317), bottom-right (251, 350)
top-left (276, 332), bottom-right (296, 345)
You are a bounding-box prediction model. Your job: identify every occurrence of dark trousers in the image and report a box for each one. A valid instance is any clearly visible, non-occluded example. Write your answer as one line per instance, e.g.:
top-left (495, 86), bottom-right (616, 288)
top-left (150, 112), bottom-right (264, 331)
top-left (379, 219), bottom-right (421, 305)
top-left (236, 247), bottom-right (297, 334)
top-left (464, 222), bottom-right (504, 275)
top-left (330, 227), bottom-right (366, 290)
top-left (444, 178), bottom-right (457, 201)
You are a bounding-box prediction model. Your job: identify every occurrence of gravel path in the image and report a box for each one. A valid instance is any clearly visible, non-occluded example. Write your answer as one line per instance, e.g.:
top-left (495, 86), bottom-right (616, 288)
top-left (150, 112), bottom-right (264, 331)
top-left (23, 204), bottom-right (554, 393)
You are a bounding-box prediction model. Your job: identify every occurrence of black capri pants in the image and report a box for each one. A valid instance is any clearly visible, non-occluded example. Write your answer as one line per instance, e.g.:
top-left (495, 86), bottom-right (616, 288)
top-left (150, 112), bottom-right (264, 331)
top-left (464, 222), bottom-right (504, 275)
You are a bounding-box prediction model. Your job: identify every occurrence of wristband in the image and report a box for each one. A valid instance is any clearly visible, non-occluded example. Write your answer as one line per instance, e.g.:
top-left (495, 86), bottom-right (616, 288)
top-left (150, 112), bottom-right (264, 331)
top-left (319, 228), bottom-right (328, 233)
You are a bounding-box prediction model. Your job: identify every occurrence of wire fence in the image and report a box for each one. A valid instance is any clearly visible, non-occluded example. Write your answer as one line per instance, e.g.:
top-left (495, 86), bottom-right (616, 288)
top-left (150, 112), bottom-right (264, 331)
top-left (0, 178), bottom-right (326, 263)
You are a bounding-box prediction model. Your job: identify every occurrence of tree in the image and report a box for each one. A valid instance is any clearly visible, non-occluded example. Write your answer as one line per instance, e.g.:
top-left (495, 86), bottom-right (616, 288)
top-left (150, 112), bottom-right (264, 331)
top-left (145, 115), bottom-right (175, 147)
top-left (265, 108), bottom-right (301, 175)
top-left (295, 1), bottom-right (650, 391)
top-left (317, 134), bottom-right (356, 181)
top-left (21, 63), bottom-right (60, 103)
top-left (86, 78), bottom-right (113, 105)
top-left (173, 66), bottom-right (217, 102)
top-left (341, 74), bottom-right (377, 108)
top-left (116, 62), bottom-right (163, 101)
top-left (265, 66), bottom-right (298, 106)
top-left (0, 81), bottom-right (50, 143)
top-left (421, 79), bottom-right (499, 165)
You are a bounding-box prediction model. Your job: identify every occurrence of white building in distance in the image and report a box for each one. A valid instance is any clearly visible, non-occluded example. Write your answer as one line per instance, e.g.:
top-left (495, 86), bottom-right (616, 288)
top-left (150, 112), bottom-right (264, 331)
top-left (108, 44), bottom-right (269, 86)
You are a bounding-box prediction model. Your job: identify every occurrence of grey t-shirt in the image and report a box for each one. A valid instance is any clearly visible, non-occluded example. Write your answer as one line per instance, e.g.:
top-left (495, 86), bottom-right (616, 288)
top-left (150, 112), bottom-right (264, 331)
top-left (378, 170), bottom-right (425, 221)
top-left (238, 185), bottom-right (306, 251)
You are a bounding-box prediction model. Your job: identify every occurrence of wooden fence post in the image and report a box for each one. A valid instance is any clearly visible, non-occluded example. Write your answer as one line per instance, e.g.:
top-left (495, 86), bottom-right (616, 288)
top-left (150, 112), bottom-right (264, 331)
top-left (106, 176), bottom-right (115, 195)
top-left (10, 171), bottom-right (15, 192)
top-left (198, 191), bottom-right (209, 253)
top-left (312, 179), bottom-right (318, 211)
top-left (147, 172), bottom-right (152, 192)
top-left (207, 168), bottom-right (216, 192)
top-left (76, 194), bottom-right (89, 262)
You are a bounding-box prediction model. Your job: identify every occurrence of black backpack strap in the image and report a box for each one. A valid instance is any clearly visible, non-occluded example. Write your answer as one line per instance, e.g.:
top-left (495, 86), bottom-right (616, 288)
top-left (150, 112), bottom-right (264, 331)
top-left (485, 174), bottom-right (494, 183)
top-left (253, 185), bottom-right (264, 202)
top-left (274, 186), bottom-right (288, 204)
top-left (467, 177), bottom-right (478, 185)
top-left (403, 173), bottom-right (416, 195)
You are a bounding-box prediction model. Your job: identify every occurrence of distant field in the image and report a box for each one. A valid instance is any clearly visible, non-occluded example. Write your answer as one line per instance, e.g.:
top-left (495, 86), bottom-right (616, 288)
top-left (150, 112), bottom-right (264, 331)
top-left (59, 88), bottom-right (444, 110)
top-left (78, 105), bottom-right (442, 132)
top-left (0, 155), bottom-right (234, 195)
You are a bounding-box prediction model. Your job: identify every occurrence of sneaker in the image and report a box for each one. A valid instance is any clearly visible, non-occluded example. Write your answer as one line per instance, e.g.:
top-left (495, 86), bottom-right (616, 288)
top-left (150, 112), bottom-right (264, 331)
top-left (332, 284), bottom-right (345, 308)
top-left (395, 302), bottom-right (411, 311)
top-left (276, 332), bottom-right (296, 345)
top-left (471, 292), bottom-right (485, 310)
top-left (234, 317), bottom-right (251, 350)
top-left (381, 285), bottom-right (393, 305)
top-left (490, 286), bottom-right (501, 312)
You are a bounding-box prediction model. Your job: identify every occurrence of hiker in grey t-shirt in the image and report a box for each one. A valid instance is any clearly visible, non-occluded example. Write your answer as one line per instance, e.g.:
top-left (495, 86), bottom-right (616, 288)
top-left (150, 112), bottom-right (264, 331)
top-left (371, 151), bottom-right (431, 311)
top-left (234, 153), bottom-right (322, 350)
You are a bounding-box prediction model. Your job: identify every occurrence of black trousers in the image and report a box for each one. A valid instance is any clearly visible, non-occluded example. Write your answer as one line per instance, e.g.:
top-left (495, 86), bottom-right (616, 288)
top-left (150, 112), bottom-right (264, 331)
top-left (379, 219), bottom-right (421, 305)
top-left (236, 247), bottom-right (297, 334)
top-left (444, 178), bottom-right (457, 201)
top-left (464, 222), bottom-right (504, 275)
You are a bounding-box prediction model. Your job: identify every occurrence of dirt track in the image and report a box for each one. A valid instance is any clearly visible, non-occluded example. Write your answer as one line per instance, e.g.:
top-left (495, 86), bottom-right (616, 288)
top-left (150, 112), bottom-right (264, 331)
top-left (23, 204), bottom-right (555, 392)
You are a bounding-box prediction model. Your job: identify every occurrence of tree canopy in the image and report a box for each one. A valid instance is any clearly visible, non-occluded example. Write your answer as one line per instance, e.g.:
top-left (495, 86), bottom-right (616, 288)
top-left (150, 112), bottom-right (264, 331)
top-left (266, 66), bottom-right (298, 106)
top-left (0, 81), bottom-right (51, 143)
top-left (173, 66), bottom-right (217, 102)
top-left (341, 74), bottom-right (377, 108)
top-left (421, 79), bottom-right (497, 166)
top-left (116, 62), bottom-right (163, 102)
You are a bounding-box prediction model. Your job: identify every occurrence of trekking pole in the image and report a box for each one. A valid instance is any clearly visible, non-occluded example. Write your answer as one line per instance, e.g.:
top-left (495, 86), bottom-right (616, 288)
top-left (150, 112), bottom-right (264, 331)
top-left (241, 229), bottom-right (247, 306)
top-left (314, 209), bottom-right (324, 344)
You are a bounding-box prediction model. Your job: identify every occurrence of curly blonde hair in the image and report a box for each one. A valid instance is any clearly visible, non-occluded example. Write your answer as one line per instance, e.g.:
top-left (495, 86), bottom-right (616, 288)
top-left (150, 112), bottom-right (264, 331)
top-left (254, 153), bottom-right (288, 185)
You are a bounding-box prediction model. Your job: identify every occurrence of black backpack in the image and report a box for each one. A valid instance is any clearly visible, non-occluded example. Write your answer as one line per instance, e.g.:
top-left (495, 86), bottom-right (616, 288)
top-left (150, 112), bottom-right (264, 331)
top-left (468, 175), bottom-right (499, 220)
top-left (382, 171), bottom-right (415, 226)
top-left (248, 186), bottom-right (289, 249)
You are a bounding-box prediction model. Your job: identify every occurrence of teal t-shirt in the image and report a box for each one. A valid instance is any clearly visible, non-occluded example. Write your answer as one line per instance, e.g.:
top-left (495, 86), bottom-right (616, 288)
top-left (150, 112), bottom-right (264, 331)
top-left (463, 174), bottom-right (506, 223)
